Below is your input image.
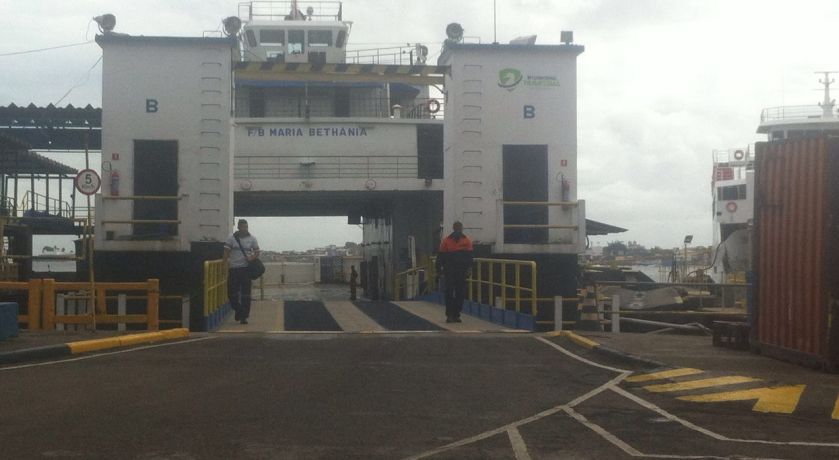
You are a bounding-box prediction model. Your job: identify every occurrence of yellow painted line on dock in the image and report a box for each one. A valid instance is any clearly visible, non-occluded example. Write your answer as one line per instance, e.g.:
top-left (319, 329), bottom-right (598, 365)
top-left (67, 328), bottom-right (189, 354)
top-left (679, 384), bottom-right (806, 414)
top-left (625, 368), bottom-right (704, 383)
top-left (832, 393), bottom-right (839, 420)
top-left (554, 331), bottom-right (599, 349)
top-left (643, 375), bottom-right (760, 393)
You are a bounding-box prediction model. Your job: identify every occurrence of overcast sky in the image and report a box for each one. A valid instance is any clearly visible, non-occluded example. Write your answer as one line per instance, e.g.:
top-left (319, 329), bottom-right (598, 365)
top-left (2, 0), bottom-right (837, 251)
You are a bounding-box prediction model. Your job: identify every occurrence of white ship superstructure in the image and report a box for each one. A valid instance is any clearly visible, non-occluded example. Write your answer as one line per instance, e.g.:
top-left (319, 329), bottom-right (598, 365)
top-left (712, 72), bottom-right (839, 282)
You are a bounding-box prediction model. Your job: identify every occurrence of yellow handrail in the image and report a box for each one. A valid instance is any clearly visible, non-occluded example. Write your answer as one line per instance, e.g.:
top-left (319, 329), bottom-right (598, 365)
top-left (429, 256), bottom-right (538, 315)
top-left (203, 259), bottom-right (228, 317)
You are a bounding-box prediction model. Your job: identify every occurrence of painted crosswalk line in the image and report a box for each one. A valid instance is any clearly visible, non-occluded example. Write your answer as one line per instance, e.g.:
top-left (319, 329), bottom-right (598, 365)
top-left (679, 384), bottom-right (806, 414)
top-left (392, 301), bottom-right (517, 332)
top-left (625, 368), bottom-right (704, 383)
top-left (323, 301), bottom-right (385, 332)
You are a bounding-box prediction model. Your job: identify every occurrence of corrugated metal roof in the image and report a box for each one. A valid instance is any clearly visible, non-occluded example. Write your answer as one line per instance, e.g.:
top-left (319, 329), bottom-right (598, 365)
top-left (586, 219), bottom-right (627, 236)
top-left (0, 134), bottom-right (77, 175)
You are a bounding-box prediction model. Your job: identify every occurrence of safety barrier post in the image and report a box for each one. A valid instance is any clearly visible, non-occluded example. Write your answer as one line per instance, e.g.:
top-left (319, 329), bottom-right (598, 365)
top-left (117, 294), bottom-right (127, 331)
top-left (27, 279), bottom-right (42, 330)
top-left (42, 279), bottom-right (55, 330)
top-left (147, 279), bottom-right (159, 331)
top-left (181, 296), bottom-right (190, 329)
top-left (612, 295), bottom-right (621, 333)
top-left (554, 296), bottom-right (563, 332)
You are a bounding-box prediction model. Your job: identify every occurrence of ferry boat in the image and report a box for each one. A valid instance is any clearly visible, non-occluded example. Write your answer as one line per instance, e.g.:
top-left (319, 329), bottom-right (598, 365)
top-left (712, 72), bottom-right (839, 284)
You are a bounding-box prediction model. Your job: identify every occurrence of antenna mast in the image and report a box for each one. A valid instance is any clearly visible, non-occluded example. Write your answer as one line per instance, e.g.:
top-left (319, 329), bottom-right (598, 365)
top-left (493, 0), bottom-right (497, 44)
top-left (817, 70), bottom-right (837, 118)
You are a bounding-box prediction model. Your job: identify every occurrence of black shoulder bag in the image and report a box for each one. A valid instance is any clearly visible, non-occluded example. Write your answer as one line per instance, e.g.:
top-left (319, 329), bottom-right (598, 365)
top-left (234, 234), bottom-right (265, 280)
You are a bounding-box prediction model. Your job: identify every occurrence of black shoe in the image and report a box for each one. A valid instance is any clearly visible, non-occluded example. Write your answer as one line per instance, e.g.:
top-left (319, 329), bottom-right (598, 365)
top-left (454, 317), bottom-right (462, 323)
top-left (445, 317), bottom-right (455, 323)
top-left (240, 319), bottom-right (248, 325)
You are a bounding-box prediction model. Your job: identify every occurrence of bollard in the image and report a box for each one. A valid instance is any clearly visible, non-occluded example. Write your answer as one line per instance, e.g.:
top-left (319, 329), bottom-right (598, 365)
top-left (181, 296), bottom-right (190, 330)
top-left (118, 294), bottom-right (127, 332)
top-left (612, 295), bottom-right (620, 333)
top-left (554, 296), bottom-right (563, 332)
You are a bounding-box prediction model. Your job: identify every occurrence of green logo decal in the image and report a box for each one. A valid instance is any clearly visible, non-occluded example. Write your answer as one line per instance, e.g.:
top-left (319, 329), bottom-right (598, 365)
top-left (498, 68), bottom-right (523, 90)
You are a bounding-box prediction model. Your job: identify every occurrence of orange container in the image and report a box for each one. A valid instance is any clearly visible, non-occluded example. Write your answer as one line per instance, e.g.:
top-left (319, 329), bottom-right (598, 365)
top-left (754, 136), bottom-right (839, 371)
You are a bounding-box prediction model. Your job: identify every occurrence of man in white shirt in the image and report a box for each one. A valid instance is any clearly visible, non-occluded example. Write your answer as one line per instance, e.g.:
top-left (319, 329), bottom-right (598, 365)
top-left (223, 219), bottom-right (260, 324)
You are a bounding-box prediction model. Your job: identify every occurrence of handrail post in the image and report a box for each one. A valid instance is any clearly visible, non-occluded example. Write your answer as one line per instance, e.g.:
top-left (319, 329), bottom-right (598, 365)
top-left (515, 266), bottom-right (521, 313)
top-left (203, 261), bottom-right (210, 317)
top-left (42, 279), bottom-right (55, 330)
top-left (501, 262), bottom-right (507, 311)
top-left (530, 262), bottom-right (537, 317)
top-left (147, 279), bottom-right (160, 331)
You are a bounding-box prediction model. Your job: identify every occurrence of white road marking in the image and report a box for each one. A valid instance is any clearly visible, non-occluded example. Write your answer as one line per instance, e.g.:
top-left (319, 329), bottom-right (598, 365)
top-left (612, 385), bottom-right (839, 448)
top-left (563, 406), bottom-right (644, 456)
top-left (535, 336), bottom-right (629, 373)
top-left (402, 370), bottom-right (628, 459)
top-left (507, 427), bottom-right (533, 460)
top-left (0, 336), bottom-right (216, 371)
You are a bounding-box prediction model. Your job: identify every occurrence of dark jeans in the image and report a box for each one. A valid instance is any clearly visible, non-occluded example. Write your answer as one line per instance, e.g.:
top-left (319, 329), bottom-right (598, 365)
top-left (443, 270), bottom-right (468, 318)
top-left (228, 267), bottom-right (252, 319)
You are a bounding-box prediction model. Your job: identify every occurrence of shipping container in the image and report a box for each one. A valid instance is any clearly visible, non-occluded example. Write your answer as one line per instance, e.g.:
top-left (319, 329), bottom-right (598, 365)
top-left (753, 136), bottom-right (839, 371)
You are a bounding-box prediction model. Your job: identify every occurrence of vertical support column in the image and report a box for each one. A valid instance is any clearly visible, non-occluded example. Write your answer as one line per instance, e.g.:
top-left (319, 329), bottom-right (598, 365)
top-left (147, 278), bottom-right (160, 331)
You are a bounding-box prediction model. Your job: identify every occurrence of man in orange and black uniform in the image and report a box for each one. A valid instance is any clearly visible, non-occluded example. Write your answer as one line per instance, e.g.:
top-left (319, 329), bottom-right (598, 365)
top-left (436, 221), bottom-right (474, 323)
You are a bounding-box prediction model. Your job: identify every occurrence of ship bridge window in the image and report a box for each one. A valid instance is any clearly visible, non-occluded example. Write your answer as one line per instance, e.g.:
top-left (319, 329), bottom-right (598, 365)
top-left (308, 30), bottom-right (332, 47)
top-left (259, 29), bottom-right (285, 45)
top-left (336, 30), bottom-right (347, 48)
top-left (718, 184), bottom-right (746, 201)
top-left (288, 30), bottom-right (304, 55)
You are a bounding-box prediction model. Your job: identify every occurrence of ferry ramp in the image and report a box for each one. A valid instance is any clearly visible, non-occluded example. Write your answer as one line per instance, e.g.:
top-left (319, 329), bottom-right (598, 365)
top-left (216, 299), bottom-right (523, 333)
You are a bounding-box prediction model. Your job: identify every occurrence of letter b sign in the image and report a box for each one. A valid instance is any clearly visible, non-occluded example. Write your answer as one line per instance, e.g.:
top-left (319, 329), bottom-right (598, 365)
top-left (523, 105), bottom-right (536, 119)
top-left (146, 99), bottom-right (159, 113)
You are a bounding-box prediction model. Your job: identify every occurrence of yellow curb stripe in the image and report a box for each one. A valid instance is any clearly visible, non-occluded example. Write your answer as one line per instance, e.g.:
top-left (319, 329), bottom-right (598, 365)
top-left (626, 368), bottom-right (704, 383)
top-left (643, 376), bottom-right (760, 393)
top-left (679, 385), bottom-right (806, 414)
top-left (555, 331), bottom-right (599, 349)
top-left (67, 329), bottom-right (189, 354)
top-left (832, 393), bottom-right (839, 420)
top-left (67, 337), bottom-right (123, 354)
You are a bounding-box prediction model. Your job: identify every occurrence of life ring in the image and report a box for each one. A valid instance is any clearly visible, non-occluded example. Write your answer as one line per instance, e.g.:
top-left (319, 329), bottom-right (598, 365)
top-left (726, 201), bottom-right (737, 213)
top-left (733, 150), bottom-right (744, 160)
top-left (427, 99), bottom-right (440, 114)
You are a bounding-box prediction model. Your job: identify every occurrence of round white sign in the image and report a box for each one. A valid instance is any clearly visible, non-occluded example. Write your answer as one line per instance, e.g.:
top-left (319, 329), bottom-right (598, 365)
top-left (75, 169), bottom-right (101, 196)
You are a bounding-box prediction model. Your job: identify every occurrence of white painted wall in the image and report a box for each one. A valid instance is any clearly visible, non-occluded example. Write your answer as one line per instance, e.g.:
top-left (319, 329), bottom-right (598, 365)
top-left (95, 36), bottom-right (234, 251)
top-left (441, 44), bottom-right (586, 254)
top-left (232, 119), bottom-right (443, 192)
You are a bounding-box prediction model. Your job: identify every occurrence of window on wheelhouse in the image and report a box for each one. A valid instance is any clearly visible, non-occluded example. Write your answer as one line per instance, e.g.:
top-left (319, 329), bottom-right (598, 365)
top-left (308, 30), bottom-right (332, 47)
top-left (288, 30), bottom-right (304, 55)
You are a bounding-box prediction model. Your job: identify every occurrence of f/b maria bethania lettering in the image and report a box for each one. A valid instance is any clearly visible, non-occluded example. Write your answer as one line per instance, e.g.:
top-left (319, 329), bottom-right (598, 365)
top-left (246, 127), bottom-right (369, 137)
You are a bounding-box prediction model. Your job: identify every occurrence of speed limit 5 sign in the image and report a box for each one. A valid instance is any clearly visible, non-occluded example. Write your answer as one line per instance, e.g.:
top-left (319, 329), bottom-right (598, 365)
top-left (75, 169), bottom-right (101, 196)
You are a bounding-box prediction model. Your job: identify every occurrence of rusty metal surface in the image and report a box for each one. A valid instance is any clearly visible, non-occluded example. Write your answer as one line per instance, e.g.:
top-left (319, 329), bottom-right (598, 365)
top-left (754, 137), bottom-right (839, 369)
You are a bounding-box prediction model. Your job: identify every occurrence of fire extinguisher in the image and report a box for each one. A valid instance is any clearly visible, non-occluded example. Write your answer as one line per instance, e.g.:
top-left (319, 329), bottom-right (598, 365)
top-left (109, 170), bottom-right (120, 196)
top-left (560, 173), bottom-right (570, 202)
